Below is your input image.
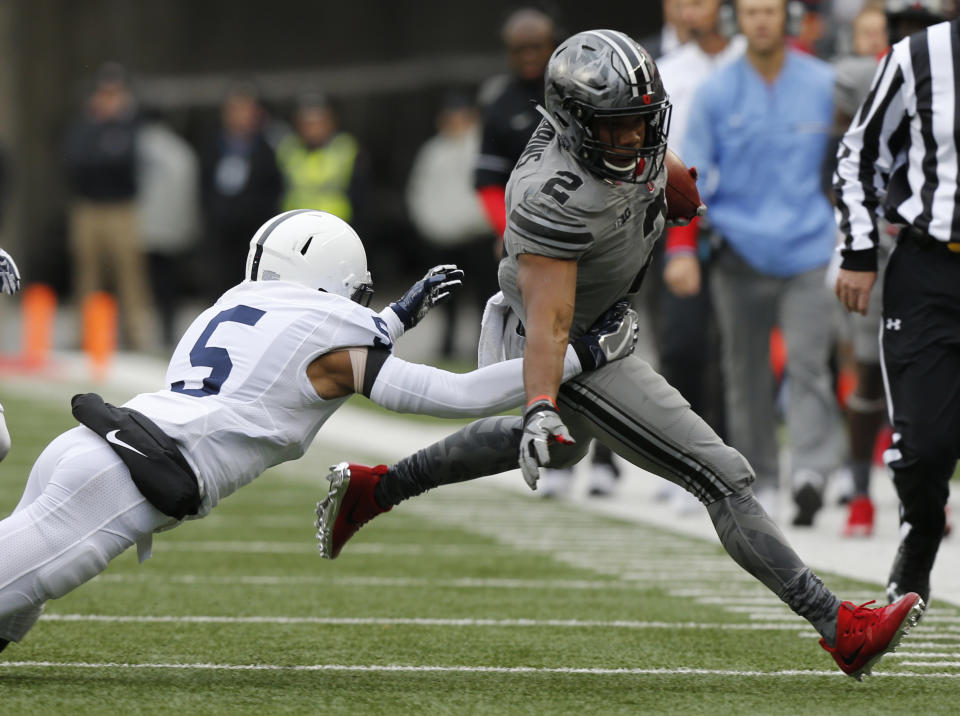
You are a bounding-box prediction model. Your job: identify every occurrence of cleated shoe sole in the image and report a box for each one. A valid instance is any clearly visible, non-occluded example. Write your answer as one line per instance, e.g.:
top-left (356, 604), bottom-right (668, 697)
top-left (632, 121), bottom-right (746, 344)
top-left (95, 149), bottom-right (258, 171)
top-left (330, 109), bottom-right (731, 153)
top-left (315, 462), bottom-right (351, 559)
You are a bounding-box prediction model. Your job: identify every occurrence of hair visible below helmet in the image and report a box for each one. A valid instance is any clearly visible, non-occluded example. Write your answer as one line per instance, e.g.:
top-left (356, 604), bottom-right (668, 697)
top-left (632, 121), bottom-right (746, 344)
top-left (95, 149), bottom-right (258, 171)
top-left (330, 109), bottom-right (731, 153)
top-left (544, 29), bottom-right (671, 184)
top-left (245, 209), bottom-right (374, 305)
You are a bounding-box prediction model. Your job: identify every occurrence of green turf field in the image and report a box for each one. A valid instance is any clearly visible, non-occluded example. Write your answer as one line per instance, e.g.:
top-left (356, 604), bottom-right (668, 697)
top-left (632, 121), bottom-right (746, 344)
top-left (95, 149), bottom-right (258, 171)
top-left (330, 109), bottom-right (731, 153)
top-left (0, 388), bottom-right (958, 714)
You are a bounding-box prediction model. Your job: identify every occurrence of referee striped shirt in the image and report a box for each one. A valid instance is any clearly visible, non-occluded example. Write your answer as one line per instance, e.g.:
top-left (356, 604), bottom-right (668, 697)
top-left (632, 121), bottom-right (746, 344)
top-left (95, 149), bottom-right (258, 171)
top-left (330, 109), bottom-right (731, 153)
top-left (834, 17), bottom-right (960, 270)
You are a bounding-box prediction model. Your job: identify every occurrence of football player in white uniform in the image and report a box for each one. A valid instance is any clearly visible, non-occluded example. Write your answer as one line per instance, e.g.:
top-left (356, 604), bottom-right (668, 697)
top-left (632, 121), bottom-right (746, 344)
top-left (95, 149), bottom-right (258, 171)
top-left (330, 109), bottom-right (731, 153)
top-left (0, 209), bottom-right (639, 653)
top-left (0, 247), bottom-right (22, 462)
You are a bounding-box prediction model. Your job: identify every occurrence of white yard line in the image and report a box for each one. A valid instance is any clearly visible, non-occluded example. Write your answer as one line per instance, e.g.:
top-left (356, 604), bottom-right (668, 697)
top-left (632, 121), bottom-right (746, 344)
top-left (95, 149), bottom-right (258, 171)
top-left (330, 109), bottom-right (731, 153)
top-left (92, 573), bottom-right (728, 590)
top-left (0, 660), bottom-right (957, 678)
top-left (38, 613), bottom-right (809, 630)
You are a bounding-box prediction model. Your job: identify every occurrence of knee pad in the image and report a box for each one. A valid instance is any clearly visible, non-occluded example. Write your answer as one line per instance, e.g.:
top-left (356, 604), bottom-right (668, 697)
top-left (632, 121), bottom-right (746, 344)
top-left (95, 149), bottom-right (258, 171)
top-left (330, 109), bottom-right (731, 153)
top-left (36, 545), bottom-right (109, 601)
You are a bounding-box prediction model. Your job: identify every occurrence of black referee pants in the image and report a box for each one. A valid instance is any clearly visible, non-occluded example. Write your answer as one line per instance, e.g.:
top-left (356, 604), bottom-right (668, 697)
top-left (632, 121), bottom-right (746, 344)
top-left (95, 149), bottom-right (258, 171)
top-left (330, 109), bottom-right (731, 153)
top-left (881, 236), bottom-right (960, 548)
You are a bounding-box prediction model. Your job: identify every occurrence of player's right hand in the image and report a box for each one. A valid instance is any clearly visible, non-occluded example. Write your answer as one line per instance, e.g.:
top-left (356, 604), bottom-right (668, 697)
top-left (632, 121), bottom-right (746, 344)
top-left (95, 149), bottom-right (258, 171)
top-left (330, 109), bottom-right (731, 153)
top-left (518, 397), bottom-right (575, 490)
top-left (571, 299), bottom-right (639, 371)
top-left (0, 249), bottom-right (21, 295)
top-left (388, 264), bottom-right (464, 331)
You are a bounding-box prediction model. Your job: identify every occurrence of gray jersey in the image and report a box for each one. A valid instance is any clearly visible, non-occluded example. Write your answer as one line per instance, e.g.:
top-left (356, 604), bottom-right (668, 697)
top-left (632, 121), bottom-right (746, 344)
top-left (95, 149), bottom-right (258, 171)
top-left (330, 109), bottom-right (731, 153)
top-left (499, 120), bottom-right (666, 338)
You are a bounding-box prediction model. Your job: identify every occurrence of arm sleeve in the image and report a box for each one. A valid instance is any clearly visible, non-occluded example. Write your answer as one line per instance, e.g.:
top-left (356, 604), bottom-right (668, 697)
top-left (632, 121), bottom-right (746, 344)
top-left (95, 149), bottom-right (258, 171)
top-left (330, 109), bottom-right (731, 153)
top-left (664, 216), bottom-right (700, 257)
top-left (477, 185), bottom-right (507, 237)
top-left (368, 345), bottom-right (583, 418)
top-left (376, 305), bottom-right (406, 344)
top-left (834, 50), bottom-right (907, 271)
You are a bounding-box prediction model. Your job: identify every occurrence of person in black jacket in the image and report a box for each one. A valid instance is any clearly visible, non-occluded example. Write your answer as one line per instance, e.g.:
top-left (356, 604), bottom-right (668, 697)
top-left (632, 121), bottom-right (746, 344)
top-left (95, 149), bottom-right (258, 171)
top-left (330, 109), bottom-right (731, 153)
top-left (200, 82), bottom-right (284, 299)
top-left (64, 63), bottom-right (153, 351)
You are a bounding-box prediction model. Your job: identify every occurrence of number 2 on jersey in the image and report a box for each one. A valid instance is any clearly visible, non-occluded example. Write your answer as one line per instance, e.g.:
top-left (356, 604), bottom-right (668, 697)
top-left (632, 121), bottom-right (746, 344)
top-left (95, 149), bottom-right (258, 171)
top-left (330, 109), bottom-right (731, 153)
top-left (170, 305), bottom-right (266, 397)
top-left (541, 171), bottom-right (583, 205)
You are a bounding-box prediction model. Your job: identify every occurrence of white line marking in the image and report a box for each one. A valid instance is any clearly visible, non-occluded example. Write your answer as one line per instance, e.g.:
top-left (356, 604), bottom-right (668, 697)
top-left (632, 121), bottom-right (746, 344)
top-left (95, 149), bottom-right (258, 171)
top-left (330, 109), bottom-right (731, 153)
top-left (93, 574), bottom-right (715, 590)
top-left (39, 614), bottom-right (811, 631)
top-left (899, 661), bottom-right (960, 668)
top-left (1, 661), bottom-right (958, 678)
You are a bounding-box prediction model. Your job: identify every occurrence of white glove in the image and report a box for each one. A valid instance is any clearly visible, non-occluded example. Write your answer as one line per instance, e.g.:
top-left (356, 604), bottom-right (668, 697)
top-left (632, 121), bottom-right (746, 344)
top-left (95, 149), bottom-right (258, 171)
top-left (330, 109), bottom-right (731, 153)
top-left (518, 397), bottom-right (575, 490)
top-left (0, 249), bottom-right (20, 295)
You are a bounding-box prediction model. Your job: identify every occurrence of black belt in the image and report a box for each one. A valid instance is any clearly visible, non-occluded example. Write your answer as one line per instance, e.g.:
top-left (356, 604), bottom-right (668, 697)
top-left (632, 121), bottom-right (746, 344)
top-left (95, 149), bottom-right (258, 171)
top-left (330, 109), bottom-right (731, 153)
top-left (899, 225), bottom-right (960, 254)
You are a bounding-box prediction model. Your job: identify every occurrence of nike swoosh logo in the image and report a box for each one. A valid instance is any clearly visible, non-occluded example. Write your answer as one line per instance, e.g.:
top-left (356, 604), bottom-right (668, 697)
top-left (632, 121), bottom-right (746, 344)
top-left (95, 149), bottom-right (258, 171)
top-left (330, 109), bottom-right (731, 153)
top-left (841, 643), bottom-right (864, 666)
top-left (106, 429), bottom-right (148, 458)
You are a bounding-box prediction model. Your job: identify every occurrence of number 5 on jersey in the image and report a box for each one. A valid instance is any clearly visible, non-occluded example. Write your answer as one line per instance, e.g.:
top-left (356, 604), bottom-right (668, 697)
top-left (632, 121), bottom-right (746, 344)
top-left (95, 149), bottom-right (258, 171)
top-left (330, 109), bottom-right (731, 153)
top-left (170, 305), bottom-right (266, 397)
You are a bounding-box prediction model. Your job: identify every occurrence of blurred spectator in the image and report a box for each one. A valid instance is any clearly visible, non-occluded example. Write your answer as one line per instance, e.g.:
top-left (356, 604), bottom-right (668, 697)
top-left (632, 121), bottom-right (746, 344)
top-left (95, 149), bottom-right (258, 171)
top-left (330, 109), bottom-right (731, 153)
top-left (200, 83), bottom-right (283, 300)
top-left (787, 0), bottom-right (829, 56)
top-left (406, 93), bottom-right (497, 358)
top-left (830, 3), bottom-right (888, 536)
top-left (829, 0), bottom-right (883, 56)
top-left (684, 0), bottom-right (842, 525)
top-left (654, 0), bottom-right (746, 512)
top-left (63, 62), bottom-right (153, 352)
top-left (642, 0), bottom-right (694, 57)
top-left (277, 92), bottom-right (372, 239)
top-left (475, 7), bottom-right (555, 252)
top-left (137, 113), bottom-right (200, 349)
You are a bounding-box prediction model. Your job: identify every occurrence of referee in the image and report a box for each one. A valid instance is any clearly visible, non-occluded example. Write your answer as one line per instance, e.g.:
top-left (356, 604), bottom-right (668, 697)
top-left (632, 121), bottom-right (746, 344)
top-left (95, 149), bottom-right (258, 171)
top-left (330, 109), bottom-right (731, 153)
top-left (834, 0), bottom-right (959, 608)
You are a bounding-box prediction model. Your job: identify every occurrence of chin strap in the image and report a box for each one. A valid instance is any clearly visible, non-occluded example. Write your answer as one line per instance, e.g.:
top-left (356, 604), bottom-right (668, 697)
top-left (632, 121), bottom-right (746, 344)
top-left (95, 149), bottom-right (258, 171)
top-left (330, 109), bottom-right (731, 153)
top-left (535, 105), bottom-right (567, 145)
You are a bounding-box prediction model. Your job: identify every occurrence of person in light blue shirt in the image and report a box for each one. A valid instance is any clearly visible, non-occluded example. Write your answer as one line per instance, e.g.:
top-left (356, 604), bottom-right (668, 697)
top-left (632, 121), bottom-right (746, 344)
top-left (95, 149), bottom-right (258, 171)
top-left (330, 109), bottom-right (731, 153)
top-left (683, 0), bottom-right (842, 527)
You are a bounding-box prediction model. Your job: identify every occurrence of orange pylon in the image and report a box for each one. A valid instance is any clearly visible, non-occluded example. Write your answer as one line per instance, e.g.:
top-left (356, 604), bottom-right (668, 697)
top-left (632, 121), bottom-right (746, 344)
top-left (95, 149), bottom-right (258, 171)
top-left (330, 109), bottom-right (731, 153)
top-left (82, 291), bottom-right (117, 382)
top-left (20, 283), bottom-right (56, 369)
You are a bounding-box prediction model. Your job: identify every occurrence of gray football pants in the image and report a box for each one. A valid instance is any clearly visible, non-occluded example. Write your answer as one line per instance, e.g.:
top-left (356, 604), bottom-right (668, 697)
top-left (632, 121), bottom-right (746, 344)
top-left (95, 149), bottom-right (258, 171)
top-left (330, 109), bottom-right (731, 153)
top-left (0, 427), bottom-right (172, 643)
top-left (710, 248), bottom-right (843, 491)
top-left (383, 351), bottom-right (841, 638)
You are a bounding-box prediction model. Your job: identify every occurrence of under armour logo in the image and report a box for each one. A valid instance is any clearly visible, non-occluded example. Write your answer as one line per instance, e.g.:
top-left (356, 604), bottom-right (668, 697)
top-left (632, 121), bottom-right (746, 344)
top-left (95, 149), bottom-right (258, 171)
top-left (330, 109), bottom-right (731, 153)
top-left (886, 318), bottom-right (902, 331)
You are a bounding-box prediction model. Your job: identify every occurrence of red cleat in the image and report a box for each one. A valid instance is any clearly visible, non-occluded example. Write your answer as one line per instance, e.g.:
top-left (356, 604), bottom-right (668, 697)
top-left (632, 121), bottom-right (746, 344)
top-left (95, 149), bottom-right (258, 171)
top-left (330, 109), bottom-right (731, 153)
top-left (842, 496), bottom-right (875, 538)
top-left (315, 462), bottom-right (390, 559)
top-left (820, 592), bottom-right (924, 680)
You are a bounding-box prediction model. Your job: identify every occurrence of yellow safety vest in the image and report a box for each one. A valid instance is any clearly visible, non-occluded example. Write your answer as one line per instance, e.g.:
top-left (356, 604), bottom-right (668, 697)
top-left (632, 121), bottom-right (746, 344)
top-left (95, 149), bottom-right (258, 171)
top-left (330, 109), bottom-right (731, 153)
top-left (278, 132), bottom-right (359, 222)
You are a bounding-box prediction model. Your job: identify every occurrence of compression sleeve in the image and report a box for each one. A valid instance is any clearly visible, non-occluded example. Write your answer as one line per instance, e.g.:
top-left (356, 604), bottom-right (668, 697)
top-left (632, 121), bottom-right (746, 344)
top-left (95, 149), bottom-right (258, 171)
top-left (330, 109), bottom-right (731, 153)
top-left (368, 345), bottom-right (583, 418)
top-left (477, 186), bottom-right (507, 237)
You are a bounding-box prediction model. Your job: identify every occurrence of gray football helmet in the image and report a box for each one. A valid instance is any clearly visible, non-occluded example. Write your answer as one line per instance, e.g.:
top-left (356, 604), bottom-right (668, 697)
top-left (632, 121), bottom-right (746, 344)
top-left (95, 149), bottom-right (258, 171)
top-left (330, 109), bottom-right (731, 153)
top-left (544, 29), bottom-right (671, 184)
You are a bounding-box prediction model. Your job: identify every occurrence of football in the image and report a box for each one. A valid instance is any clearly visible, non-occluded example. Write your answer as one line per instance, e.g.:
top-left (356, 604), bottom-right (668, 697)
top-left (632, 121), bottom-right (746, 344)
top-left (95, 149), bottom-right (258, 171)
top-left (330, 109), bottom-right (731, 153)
top-left (665, 149), bottom-right (704, 223)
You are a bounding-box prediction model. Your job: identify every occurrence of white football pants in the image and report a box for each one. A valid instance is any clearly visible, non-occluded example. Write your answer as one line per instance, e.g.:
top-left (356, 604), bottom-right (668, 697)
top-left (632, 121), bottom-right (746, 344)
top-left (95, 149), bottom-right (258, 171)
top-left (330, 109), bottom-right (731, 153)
top-left (0, 426), bottom-right (173, 643)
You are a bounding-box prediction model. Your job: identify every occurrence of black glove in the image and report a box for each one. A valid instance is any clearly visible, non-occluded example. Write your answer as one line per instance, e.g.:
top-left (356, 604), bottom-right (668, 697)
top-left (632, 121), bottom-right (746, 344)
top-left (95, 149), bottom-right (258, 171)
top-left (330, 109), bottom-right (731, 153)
top-left (518, 397), bottom-right (575, 490)
top-left (571, 299), bottom-right (640, 371)
top-left (389, 264), bottom-right (464, 331)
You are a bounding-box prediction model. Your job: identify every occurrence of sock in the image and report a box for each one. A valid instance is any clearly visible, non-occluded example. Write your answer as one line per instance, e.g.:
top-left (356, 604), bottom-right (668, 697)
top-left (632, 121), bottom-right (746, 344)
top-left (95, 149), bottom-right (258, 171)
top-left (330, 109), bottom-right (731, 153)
top-left (375, 416), bottom-right (522, 507)
top-left (850, 460), bottom-right (871, 498)
top-left (707, 489), bottom-right (840, 643)
top-left (779, 569), bottom-right (841, 646)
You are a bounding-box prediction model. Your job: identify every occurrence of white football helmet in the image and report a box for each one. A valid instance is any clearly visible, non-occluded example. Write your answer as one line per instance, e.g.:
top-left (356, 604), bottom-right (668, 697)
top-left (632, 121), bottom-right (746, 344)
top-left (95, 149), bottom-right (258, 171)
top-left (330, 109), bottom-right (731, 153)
top-left (245, 209), bottom-right (374, 305)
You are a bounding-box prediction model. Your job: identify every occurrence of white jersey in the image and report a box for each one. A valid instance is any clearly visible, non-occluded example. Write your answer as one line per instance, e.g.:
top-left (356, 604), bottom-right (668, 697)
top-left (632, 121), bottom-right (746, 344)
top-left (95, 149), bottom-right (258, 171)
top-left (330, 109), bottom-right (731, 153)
top-left (125, 281), bottom-right (392, 516)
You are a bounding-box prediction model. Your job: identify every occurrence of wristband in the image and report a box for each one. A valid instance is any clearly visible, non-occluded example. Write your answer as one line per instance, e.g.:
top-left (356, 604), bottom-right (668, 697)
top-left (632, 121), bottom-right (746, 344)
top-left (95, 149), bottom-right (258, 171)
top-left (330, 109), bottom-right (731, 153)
top-left (526, 395), bottom-right (557, 410)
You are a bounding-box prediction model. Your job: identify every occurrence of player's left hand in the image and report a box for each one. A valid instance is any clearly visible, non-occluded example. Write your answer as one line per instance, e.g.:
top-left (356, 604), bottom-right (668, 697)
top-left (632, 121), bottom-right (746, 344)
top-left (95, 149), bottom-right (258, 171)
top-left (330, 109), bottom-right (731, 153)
top-left (0, 249), bottom-right (21, 295)
top-left (518, 397), bottom-right (575, 490)
top-left (389, 264), bottom-right (464, 331)
top-left (665, 202), bottom-right (707, 228)
top-left (572, 299), bottom-right (639, 371)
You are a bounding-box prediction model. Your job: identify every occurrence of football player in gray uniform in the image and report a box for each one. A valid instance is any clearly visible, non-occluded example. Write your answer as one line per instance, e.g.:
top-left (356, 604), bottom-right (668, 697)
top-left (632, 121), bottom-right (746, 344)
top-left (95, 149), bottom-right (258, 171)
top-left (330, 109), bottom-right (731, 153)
top-left (323, 29), bottom-right (923, 679)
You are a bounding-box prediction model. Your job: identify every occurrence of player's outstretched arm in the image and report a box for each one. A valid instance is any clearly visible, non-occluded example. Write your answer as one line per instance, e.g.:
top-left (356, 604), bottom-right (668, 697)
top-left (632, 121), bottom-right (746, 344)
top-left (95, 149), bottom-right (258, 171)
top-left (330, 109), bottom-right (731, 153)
top-left (306, 300), bottom-right (638, 417)
top-left (376, 264), bottom-right (463, 343)
top-left (0, 249), bottom-right (21, 295)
